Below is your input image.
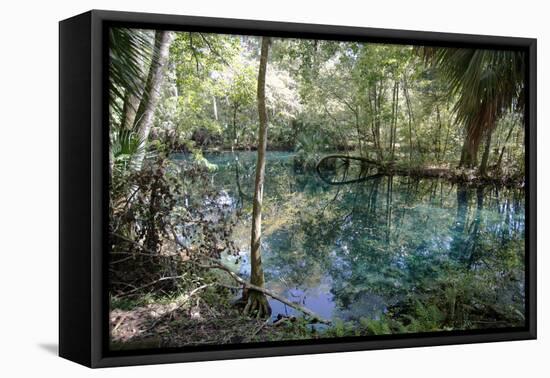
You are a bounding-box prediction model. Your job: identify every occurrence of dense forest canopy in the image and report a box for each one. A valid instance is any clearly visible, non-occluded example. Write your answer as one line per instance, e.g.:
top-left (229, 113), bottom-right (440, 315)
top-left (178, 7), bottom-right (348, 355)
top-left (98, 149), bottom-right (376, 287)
top-left (108, 28), bottom-right (526, 349)
top-left (110, 29), bottom-right (525, 177)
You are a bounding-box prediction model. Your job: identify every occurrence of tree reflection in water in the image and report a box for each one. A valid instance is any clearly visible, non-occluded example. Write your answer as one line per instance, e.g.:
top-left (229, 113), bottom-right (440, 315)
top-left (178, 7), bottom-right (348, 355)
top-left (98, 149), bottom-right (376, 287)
top-left (175, 151), bottom-right (525, 332)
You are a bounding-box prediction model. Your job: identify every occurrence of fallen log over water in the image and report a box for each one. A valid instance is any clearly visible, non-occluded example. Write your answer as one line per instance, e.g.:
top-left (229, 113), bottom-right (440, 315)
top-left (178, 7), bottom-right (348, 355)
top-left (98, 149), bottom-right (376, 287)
top-left (316, 154), bottom-right (522, 187)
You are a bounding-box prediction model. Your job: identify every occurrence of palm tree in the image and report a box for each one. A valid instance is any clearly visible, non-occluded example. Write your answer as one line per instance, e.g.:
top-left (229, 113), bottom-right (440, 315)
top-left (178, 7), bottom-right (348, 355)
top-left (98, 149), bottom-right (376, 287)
top-left (108, 28), bottom-right (153, 176)
top-left (109, 27), bottom-right (153, 121)
top-left (132, 31), bottom-right (173, 142)
top-left (109, 28), bottom-right (173, 170)
top-left (423, 48), bottom-right (525, 171)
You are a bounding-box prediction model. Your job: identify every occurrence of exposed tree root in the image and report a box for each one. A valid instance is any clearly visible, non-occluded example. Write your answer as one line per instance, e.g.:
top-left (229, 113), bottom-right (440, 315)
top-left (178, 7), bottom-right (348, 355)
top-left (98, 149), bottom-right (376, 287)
top-left (201, 258), bottom-right (330, 324)
top-left (112, 232), bottom-right (332, 324)
top-left (243, 290), bottom-right (271, 318)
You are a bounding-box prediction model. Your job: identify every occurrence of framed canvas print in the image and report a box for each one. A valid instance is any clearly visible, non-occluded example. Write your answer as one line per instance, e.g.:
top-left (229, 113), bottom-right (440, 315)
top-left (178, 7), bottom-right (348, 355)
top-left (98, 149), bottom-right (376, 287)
top-left (59, 10), bottom-right (536, 368)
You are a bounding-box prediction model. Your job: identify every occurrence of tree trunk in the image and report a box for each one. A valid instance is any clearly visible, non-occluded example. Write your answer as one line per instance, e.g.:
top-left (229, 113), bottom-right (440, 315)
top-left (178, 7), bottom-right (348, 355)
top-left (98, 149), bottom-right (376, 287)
top-left (376, 83), bottom-right (384, 161)
top-left (212, 95), bottom-right (218, 121)
top-left (245, 36), bottom-right (271, 318)
top-left (441, 117), bottom-right (451, 162)
top-left (403, 78), bottom-right (421, 162)
top-left (496, 123), bottom-right (516, 170)
top-left (354, 106), bottom-right (363, 156)
top-left (371, 85), bottom-right (383, 162)
top-left (232, 104), bottom-right (239, 149)
top-left (479, 129), bottom-right (493, 176)
top-left (133, 31), bottom-right (173, 157)
top-left (406, 93), bottom-right (413, 164)
top-left (390, 81), bottom-right (399, 160)
top-left (435, 104), bottom-right (442, 161)
top-left (459, 128), bottom-right (480, 168)
top-left (121, 92), bottom-right (141, 130)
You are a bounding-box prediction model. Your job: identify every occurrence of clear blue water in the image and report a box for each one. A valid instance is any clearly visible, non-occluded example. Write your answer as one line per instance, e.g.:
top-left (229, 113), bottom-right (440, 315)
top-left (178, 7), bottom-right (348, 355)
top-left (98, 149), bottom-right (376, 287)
top-left (173, 151), bottom-right (526, 329)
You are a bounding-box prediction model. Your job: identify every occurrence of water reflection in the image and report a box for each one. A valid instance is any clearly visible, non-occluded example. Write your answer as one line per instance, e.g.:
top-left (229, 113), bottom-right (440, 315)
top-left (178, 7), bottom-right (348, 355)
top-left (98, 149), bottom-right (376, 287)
top-left (174, 151), bottom-right (526, 330)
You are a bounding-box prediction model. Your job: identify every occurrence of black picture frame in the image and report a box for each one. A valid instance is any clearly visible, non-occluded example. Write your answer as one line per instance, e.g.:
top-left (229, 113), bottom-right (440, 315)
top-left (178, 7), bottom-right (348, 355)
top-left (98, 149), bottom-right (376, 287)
top-left (59, 9), bottom-right (537, 368)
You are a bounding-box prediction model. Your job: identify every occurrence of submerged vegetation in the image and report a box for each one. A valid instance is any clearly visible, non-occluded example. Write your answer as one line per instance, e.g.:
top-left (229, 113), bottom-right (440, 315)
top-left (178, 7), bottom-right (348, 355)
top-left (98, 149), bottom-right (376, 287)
top-left (108, 27), bottom-right (526, 349)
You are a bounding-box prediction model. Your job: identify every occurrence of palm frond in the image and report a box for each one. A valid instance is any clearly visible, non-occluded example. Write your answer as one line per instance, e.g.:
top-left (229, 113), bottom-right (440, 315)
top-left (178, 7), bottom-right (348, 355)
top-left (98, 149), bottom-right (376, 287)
top-left (111, 127), bottom-right (148, 174)
top-left (109, 28), bottom-right (154, 117)
top-left (421, 46), bottom-right (525, 147)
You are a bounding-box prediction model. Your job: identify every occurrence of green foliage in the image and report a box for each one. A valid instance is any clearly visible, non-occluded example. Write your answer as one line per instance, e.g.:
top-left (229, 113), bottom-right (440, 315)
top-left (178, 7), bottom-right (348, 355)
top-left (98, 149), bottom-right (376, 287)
top-left (108, 30), bottom-right (527, 348)
top-left (293, 131), bottom-right (324, 169)
top-left (110, 128), bottom-right (147, 174)
top-left (111, 29), bottom-right (526, 174)
top-left (109, 28), bottom-right (153, 118)
top-left (422, 47), bottom-right (525, 168)
top-left (157, 32), bottom-right (241, 147)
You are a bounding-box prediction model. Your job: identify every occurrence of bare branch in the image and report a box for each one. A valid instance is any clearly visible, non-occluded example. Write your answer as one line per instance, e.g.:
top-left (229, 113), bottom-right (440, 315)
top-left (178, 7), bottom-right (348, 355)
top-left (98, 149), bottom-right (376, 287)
top-left (111, 232), bottom-right (331, 324)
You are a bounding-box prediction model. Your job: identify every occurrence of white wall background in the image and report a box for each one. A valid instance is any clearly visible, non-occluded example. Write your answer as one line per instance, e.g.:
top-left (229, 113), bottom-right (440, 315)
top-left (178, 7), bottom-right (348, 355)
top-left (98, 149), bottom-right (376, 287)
top-left (0, 0), bottom-right (546, 376)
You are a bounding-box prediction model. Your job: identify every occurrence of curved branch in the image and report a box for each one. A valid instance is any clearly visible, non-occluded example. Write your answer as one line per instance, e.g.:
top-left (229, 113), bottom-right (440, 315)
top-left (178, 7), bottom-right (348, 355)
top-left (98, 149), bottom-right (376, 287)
top-left (110, 232), bottom-right (331, 324)
top-left (316, 154), bottom-right (383, 185)
top-left (199, 259), bottom-right (331, 324)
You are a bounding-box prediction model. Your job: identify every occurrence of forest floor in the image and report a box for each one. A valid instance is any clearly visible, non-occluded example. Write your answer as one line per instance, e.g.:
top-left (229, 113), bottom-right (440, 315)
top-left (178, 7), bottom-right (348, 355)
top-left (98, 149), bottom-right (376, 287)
top-left (110, 294), bottom-right (316, 350)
